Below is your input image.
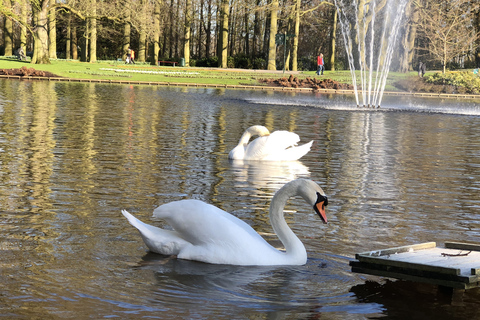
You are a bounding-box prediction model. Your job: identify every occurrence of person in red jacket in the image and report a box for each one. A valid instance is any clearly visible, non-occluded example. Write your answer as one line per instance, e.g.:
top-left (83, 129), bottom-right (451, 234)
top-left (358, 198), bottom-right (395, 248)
top-left (317, 53), bottom-right (324, 75)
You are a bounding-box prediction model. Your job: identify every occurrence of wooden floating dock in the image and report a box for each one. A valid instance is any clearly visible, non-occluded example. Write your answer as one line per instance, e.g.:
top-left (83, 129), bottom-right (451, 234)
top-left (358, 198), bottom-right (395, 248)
top-left (350, 242), bottom-right (480, 289)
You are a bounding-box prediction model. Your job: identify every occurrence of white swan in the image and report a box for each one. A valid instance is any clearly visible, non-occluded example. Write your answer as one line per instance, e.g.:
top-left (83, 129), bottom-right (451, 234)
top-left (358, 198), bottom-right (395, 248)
top-left (122, 179), bottom-right (328, 266)
top-left (228, 125), bottom-right (314, 161)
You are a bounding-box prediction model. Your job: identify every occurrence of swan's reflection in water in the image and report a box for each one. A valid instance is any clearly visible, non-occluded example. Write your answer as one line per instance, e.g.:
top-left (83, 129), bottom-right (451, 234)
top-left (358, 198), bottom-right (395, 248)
top-left (134, 252), bottom-right (363, 318)
top-left (229, 160), bottom-right (310, 193)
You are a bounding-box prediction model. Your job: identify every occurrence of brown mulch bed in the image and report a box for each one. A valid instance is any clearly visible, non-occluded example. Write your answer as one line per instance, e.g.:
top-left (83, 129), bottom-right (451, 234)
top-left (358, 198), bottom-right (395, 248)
top-left (0, 66), bottom-right (60, 78)
top-left (260, 74), bottom-right (354, 90)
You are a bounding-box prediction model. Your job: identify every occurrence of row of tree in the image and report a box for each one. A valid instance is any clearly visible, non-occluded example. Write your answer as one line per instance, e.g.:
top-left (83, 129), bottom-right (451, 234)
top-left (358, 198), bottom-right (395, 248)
top-left (1, 0), bottom-right (479, 72)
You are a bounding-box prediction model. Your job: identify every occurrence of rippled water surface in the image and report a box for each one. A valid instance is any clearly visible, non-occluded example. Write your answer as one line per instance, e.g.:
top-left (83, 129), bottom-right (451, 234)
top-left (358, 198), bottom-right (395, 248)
top-left (0, 79), bottom-right (480, 319)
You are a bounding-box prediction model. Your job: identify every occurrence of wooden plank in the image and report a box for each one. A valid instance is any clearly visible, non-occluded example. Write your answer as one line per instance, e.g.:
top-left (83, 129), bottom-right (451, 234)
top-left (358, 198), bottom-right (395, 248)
top-left (350, 260), bottom-right (478, 284)
top-left (350, 262), bottom-right (473, 289)
top-left (445, 242), bottom-right (480, 252)
top-left (354, 255), bottom-right (461, 276)
top-left (355, 242), bottom-right (436, 259)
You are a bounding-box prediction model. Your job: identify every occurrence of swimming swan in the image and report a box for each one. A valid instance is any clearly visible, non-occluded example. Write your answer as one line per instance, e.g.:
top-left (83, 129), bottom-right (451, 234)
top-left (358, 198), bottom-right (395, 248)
top-left (122, 179), bottom-right (328, 266)
top-left (228, 125), bottom-right (314, 161)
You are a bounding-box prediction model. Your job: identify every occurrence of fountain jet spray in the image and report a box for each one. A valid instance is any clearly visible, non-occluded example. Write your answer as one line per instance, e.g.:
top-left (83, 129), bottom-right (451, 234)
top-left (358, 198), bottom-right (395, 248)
top-left (334, 0), bottom-right (408, 108)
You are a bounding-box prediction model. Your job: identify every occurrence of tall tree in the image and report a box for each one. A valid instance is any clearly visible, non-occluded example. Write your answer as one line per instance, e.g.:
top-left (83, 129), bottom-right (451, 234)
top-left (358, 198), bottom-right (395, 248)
top-left (66, 12), bottom-right (71, 59)
top-left (218, 0), bottom-right (229, 68)
top-left (475, 6), bottom-right (480, 67)
top-left (252, 0), bottom-right (262, 58)
top-left (292, 0), bottom-right (300, 71)
top-left (48, 0), bottom-right (56, 58)
top-left (20, 0), bottom-right (28, 53)
top-left (407, 0), bottom-right (419, 71)
top-left (267, 0), bottom-right (278, 70)
top-left (4, 0), bottom-right (13, 56)
top-left (204, 0), bottom-right (213, 57)
top-left (72, 23), bottom-right (78, 60)
top-left (88, 0), bottom-right (96, 62)
top-left (329, 7), bottom-right (337, 71)
top-left (137, 0), bottom-right (148, 62)
top-left (151, 0), bottom-right (160, 65)
top-left (417, 0), bottom-right (480, 73)
top-left (123, 9), bottom-right (131, 61)
top-left (184, 0), bottom-right (192, 66)
top-left (31, 0), bottom-right (50, 64)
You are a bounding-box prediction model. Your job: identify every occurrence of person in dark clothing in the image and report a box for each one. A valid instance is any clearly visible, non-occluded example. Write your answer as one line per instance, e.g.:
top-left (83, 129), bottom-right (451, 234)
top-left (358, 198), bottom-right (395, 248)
top-left (418, 62), bottom-right (426, 77)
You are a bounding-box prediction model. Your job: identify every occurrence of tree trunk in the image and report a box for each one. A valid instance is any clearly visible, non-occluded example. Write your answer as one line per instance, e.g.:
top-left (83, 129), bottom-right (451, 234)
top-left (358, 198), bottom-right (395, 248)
top-left (398, 0), bottom-right (417, 72)
top-left (476, 8), bottom-right (480, 67)
top-left (20, 0), bottom-right (27, 53)
top-left (292, 0), bottom-right (300, 71)
top-left (138, 0), bottom-right (147, 62)
top-left (169, 0), bottom-right (174, 58)
top-left (244, 10), bottom-right (249, 56)
top-left (4, 0), bottom-right (13, 56)
top-left (48, 0), bottom-right (57, 59)
top-left (89, 0), bottom-right (97, 63)
top-left (72, 25), bottom-right (78, 60)
top-left (329, 8), bottom-right (337, 71)
top-left (205, 0), bottom-right (212, 57)
top-left (267, 0), bottom-right (278, 70)
top-left (228, 4), bottom-right (235, 56)
top-left (252, 0), bottom-right (261, 58)
top-left (66, 13), bottom-right (71, 59)
top-left (123, 21), bottom-right (131, 61)
top-left (263, 12), bottom-right (270, 58)
top-left (219, 0), bottom-right (229, 68)
top-left (81, 20), bottom-right (88, 62)
top-left (198, 0), bottom-right (204, 58)
top-left (184, 0), bottom-right (192, 66)
top-left (151, 0), bottom-right (160, 65)
top-left (138, 29), bottom-right (146, 62)
top-left (406, 2), bottom-right (418, 71)
top-left (31, 0), bottom-right (50, 64)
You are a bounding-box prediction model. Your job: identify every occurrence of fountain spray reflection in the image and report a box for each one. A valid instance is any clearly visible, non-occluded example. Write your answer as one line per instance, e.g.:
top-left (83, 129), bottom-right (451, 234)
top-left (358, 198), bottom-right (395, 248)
top-left (334, 0), bottom-right (408, 108)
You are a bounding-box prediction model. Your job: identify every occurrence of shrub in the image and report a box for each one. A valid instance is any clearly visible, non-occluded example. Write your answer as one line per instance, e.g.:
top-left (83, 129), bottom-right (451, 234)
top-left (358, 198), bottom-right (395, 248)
top-left (233, 53), bottom-right (252, 69)
top-left (252, 57), bottom-right (266, 70)
top-left (195, 56), bottom-right (218, 67)
top-left (424, 71), bottom-right (480, 94)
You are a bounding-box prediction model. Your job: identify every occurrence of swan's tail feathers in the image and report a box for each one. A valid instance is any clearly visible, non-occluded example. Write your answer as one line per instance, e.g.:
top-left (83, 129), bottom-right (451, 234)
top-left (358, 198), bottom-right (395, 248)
top-left (121, 210), bottom-right (188, 255)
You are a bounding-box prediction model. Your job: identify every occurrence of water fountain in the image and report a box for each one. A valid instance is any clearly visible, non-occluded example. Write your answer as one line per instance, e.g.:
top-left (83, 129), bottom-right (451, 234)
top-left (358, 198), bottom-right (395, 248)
top-left (333, 0), bottom-right (408, 108)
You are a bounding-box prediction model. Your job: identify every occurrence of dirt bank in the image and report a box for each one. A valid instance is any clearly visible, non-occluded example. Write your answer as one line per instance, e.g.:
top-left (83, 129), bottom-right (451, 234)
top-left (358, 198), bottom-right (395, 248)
top-left (0, 66), bottom-right (59, 78)
top-left (260, 74), bottom-right (354, 90)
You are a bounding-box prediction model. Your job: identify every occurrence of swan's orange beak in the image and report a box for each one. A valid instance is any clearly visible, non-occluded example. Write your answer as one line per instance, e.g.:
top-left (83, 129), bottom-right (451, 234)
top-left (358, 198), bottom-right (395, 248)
top-left (315, 201), bottom-right (328, 224)
top-left (314, 192), bottom-right (328, 224)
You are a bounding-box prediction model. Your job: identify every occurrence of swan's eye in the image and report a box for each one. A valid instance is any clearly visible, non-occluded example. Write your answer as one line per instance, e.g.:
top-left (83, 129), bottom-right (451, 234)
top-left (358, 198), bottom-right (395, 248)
top-left (316, 192), bottom-right (328, 207)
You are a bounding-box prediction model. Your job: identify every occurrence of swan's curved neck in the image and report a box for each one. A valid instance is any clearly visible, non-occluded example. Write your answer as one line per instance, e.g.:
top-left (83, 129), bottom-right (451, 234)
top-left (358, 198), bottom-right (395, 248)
top-left (238, 130), bottom-right (253, 146)
top-left (269, 183), bottom-right (307, 261)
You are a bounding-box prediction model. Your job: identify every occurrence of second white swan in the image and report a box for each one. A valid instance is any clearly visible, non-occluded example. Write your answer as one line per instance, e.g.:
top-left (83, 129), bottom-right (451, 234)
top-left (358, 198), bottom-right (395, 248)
top-left (228, 125), bottom-right (314, 161)
top-left (122, 178), bottom-right (328, 266)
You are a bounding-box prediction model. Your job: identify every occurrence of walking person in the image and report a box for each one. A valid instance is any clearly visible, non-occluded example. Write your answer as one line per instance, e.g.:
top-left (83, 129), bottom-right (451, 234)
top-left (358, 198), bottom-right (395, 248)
top-left (126, 47), bottom-right (132, 64)
top-left (418, 61), bottom-right (426, 77)
top-left (130, 49), bottom-right (135, 64)
top-left (317, 53), bottom-right (324, 75)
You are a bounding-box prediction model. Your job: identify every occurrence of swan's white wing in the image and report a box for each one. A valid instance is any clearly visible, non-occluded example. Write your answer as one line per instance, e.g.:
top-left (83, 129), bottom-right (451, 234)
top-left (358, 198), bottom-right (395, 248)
top-left (244, 131), bottom-right (312, 161)
top-left (262, 140), bottom-right (314, 161)
top-left (122, 210), bottom-right (190, 255)
top-left (153, 199), bottom-right (264, 244)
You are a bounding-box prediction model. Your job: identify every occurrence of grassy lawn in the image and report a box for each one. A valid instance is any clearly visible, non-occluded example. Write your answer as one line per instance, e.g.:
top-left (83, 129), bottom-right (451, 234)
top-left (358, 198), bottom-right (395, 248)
top-left (0, 57), bottom-right (419, 91)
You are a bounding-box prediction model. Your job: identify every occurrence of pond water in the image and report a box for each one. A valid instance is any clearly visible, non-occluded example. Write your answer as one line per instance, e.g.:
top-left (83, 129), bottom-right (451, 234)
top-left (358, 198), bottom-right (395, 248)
top-left (0, 79), bottom-right (479, 319)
